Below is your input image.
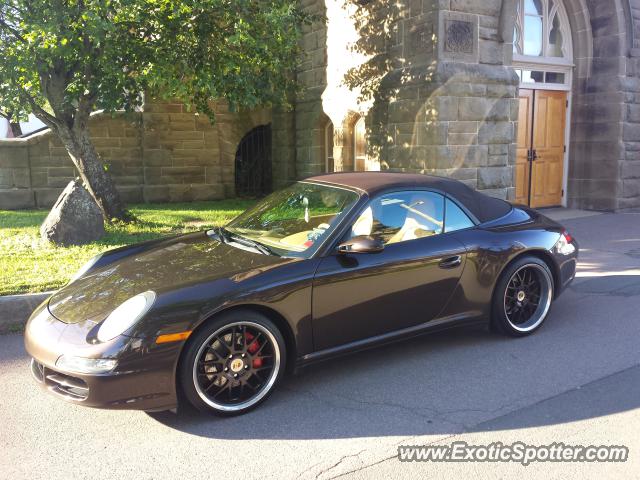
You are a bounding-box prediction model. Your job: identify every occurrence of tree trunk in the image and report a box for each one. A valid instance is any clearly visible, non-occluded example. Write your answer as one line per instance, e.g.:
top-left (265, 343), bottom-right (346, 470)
top-left (9, 122), bottom-right (22, 137)
top-left (56, 125), bottom-right (131, 223)
top-left (1, 112), bottom-right (22, 138)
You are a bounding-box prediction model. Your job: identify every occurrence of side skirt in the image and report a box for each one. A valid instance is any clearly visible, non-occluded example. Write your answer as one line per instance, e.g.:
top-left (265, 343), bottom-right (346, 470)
top-left (294, 312), bottom-right (486, 372)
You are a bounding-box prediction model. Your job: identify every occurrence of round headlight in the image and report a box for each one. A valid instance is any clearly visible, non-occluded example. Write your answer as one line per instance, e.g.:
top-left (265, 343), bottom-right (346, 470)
top-left (97, 291), bottom-right (156, 343)
top-left (69, 254), bottom-right (102, 283)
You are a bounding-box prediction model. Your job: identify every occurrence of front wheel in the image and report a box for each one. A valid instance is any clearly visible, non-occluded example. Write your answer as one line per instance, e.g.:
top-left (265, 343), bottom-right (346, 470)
top-left (180, 310), bottom-right (286, 416)
top-left (491, 256), bottom-right (554, 337)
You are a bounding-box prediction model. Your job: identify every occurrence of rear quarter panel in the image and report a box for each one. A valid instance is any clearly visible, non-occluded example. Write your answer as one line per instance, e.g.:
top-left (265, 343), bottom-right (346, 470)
top-left (441, 217), bottom-right (564, 320)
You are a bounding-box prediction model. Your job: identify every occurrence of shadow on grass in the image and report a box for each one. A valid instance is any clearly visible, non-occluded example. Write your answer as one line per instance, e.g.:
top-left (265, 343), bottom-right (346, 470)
top-left (0, 199), bottom-right (255, 231)
top-left (1, 199), bottom-right (255, 245)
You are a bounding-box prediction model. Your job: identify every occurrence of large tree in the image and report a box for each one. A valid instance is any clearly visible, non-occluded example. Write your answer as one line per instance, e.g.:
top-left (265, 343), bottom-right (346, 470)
top-left (0, 0), bottom-right (310, 221)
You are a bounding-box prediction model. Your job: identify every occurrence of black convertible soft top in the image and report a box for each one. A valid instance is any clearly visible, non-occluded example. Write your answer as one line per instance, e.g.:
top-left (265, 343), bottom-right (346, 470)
top-left (306, 172), bottom-right (513, 224)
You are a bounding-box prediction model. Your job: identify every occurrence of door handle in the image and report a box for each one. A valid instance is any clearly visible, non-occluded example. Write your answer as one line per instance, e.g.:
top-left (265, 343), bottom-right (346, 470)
top-left (439, 255), bottom-right (462, 269)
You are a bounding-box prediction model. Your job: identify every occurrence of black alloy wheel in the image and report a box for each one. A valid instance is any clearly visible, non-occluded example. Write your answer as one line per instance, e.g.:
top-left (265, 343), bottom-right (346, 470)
top-left (492, 256), bottom-right (554, 336)
top-left (180, 311), bottom-right (285, 415)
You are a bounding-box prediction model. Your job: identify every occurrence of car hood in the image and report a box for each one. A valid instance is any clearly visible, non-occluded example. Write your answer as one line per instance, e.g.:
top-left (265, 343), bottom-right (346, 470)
top-left (48, 232), bottom-right (295, 324)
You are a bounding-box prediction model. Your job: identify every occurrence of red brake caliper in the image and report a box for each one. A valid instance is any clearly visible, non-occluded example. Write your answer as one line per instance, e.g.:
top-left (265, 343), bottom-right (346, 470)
top-left (245, 332), bottom-right (263, 368)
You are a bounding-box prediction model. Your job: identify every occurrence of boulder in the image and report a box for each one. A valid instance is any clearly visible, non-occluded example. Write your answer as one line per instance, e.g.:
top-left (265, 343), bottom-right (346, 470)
top-left (40, 179), bottom-right (105, 246)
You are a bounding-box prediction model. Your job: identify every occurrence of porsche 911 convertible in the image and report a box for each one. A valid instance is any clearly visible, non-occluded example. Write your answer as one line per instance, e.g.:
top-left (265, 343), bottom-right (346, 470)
top-left (25, 172), bottom-right (578, 415)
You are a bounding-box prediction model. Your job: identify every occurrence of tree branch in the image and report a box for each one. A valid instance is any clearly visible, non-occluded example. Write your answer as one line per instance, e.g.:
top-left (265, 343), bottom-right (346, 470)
top-left (18, 90), bottom-right (59, 129)
top-left (0, 18), bottom-right (27, 43)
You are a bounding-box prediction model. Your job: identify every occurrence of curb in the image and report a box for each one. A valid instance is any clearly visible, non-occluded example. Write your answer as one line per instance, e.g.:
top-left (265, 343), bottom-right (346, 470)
top-left (0, 292), bottom-right (52, 334)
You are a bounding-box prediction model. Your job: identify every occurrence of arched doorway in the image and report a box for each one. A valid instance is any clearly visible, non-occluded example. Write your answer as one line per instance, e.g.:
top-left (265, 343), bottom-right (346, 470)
top-left (513, 0), bottom-right (573, 207)
top-left (234, 124), bottom-right (272, 197)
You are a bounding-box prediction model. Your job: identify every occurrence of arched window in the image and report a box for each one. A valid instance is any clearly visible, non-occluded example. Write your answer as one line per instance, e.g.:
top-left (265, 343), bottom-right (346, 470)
top-left (353, 116), bottom-right (366, 172)
top-left (325, 121), bottom-right (334, 172)
top-left (513, 0), bottom-right (572, 63)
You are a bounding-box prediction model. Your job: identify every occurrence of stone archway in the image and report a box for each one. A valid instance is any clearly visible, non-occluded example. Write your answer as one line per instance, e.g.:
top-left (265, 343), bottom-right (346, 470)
top-left (501, 0), bottom-right (633, 210)
top-left (215, 105), bottom-right (271, 197)
top-left (329, 110), bottom-right (364, 172)
top-left (234, 125), bottom-right (272, 197)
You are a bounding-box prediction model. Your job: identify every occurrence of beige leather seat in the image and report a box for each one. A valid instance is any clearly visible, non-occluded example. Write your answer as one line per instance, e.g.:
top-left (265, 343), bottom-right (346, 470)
top-left (387, 196), bottom-right (440, 244)
top-left (387, 217), bottom-right (431, 244)
top-left (350, 206), bottom-right (374, 237)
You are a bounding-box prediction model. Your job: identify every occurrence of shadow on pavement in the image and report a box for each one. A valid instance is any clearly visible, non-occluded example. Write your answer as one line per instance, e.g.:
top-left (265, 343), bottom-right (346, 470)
top-left (146, 296), bottom-right (640, 440)
top-left (473, 363), bottom-right (640, 432)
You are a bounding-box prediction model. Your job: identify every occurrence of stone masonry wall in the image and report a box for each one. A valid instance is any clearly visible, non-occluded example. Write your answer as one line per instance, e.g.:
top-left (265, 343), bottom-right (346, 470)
top-left (378, 0), bottom-right (519, 200)
top-left (620, 0), bottom-right (640, 210)
top-left (293, 0), bottom-right (329, 179)
top-left (143, 100), bottom-right (270, 201)
top-left (563, 0), bottom-right (634, 211)
top-left (0, 101), bottom-right (271, 209)
top-left (309, 0), bottom-right (519, 200)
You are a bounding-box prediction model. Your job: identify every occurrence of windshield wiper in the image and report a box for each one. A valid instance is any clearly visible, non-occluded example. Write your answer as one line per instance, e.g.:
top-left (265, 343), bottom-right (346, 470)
top-left (213, 226), bottom-right (230, 243)
top-left (237, 237), bottom-right (279, 256)
top-left (218, 227), bottom-right (279, 256)
top-left (208, 226), bottom-right (229, 244)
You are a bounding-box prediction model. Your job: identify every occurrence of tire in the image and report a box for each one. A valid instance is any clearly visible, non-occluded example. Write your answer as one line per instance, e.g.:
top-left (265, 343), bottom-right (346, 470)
top-left (491, 256), bottom-right (555, 337)
top-left (179, 310), bottom-right (286, 416)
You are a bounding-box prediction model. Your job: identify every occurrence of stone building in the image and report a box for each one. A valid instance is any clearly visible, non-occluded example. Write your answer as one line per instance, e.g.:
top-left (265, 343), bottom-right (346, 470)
top-left (1, 0), bottom-right (640, 211)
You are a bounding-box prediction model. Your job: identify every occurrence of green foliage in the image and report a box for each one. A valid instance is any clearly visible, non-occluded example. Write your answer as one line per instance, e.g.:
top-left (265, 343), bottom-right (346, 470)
top-left (0, 0), bottom-right (312, 124)
top-left (0, 199), bottom-right (255, 295)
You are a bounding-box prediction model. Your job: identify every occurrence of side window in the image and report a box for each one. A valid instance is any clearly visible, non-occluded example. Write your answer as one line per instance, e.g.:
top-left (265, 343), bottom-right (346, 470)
top-left (349, 191), bottom-right (444, 245)
top-left (444, 198), bottom-right (474, 233)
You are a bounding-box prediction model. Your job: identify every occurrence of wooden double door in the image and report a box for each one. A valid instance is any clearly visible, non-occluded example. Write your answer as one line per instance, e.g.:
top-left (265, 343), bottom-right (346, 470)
top-left (516, 89), bottom-right (567, 208)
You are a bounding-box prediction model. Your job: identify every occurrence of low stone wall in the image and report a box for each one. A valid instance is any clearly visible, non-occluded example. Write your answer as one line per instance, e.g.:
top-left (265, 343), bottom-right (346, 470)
top-left (0, 140), bottom-right (33, 208)
top-left (0, 292), bottom-right (51, 334)
top-left (0, 101), bottom-right (272, 209)
top-left (0, 114), bottom-right (144, 209)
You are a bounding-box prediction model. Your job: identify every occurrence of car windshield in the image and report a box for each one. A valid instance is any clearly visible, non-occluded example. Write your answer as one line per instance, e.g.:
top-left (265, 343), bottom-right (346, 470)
top-left (224, 182), bottom-right (360, 258)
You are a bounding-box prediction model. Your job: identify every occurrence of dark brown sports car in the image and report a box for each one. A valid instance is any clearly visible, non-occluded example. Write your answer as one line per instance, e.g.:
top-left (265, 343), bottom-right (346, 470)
top-left (25, 172), bottom-right (578, 415)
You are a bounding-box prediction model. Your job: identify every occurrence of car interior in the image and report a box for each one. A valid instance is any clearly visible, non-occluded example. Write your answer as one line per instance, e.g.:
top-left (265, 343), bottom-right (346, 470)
top-left (350, 192), bottom-right (444, 245)
top-left (230, 187), bottom-right (470, 255)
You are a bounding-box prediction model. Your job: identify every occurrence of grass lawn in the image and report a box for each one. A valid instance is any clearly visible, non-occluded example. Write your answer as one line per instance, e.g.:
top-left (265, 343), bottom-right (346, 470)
top-left (0, 199), bottom-right (255, 296)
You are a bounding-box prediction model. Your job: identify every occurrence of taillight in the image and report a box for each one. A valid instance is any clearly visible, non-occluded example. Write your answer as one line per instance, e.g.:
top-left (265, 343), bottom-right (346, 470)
top-left (557, 229), bottom-right (576, 255)
top-left (563, 230), bottom-right (573, 243)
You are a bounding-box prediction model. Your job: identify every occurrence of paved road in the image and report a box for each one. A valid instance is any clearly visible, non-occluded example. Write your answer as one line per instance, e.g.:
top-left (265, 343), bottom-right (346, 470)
top-left (1, 212), bottom-right (640, 479)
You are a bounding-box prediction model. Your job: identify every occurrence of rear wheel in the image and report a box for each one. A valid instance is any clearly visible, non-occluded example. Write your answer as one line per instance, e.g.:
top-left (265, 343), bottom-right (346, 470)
top-left (180, 310), bottom-right (285, 416)
top-left (491, 256), bottom-right (554, 337)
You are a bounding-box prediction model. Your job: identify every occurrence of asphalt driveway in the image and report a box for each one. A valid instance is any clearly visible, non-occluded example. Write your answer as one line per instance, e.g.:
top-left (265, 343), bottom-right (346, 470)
top-left (1, 211), bottom-right (639, 479)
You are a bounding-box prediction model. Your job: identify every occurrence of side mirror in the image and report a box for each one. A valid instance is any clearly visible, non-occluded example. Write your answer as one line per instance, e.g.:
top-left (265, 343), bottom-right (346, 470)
top-left (337, 235), bottom-right (385, 254)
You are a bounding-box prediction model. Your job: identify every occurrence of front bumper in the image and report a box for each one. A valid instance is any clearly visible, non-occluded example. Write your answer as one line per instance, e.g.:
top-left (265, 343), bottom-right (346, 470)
top-left (24, 301), bottom-right (180, 411)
